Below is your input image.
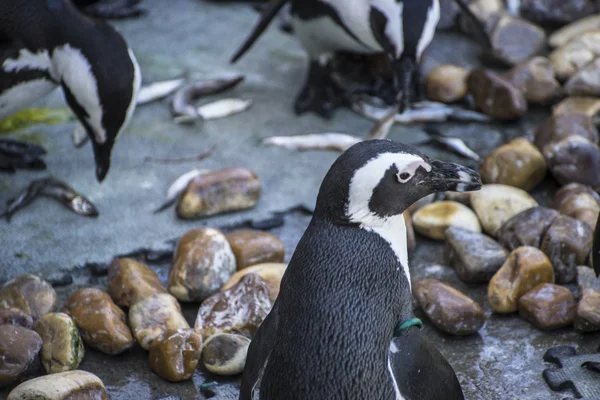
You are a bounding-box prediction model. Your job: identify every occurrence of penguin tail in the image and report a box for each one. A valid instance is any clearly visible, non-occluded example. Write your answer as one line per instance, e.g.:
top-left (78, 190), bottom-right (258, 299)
top-left (230, 0), bottom-right (289, 64)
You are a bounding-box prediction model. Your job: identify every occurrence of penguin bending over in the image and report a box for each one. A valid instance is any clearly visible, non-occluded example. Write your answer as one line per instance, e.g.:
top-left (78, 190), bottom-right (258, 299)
top-left (239, 139), bottom-right (481, 400)
top-left (0, 0), bottom-right (141, 182)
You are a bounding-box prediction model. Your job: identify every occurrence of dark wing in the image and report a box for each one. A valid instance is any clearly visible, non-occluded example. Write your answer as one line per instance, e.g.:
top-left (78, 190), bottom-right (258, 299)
top-left (452, 0), bottom-right (492, 49)
top-left (230, 0), bottom-right (289, 63)
top-left (239, 300), bottom-right (280, 400)
top-left (389, 329), bottom-right (465, 400)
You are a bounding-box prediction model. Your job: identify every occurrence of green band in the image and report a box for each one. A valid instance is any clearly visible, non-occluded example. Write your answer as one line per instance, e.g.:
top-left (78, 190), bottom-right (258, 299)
top-left (394, 317), bottom-right (423, 336)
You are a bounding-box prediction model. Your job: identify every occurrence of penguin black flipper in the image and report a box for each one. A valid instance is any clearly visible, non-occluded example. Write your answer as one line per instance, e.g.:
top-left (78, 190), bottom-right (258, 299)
top-left (239, 300), bottom-right (280, 400)
top-left (230, 0), bottom-right (288, 63)
top-left (389, 329), bottom-right (465, 400)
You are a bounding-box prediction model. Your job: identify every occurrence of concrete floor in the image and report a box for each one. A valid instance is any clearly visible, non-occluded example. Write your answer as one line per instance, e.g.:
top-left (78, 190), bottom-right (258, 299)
top-left (1, 0), bottom-right (600, 399)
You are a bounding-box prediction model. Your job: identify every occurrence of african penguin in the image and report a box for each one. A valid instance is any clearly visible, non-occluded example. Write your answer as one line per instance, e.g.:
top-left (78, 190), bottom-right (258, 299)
top-left (231, 0), bottom-right (440, 119)
top-left (239, 139), bottom-right (481, 400)
top-left (0, 0), bottom-right (141, 182)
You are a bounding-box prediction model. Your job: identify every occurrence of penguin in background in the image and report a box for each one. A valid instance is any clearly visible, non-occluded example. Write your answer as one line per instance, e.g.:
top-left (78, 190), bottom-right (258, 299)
top-left (0, 0), bottom-right (142, 182)
top-left (230, 0), bottom-right (489, 119)
top-left (240, 139), bottom-right (481, 400)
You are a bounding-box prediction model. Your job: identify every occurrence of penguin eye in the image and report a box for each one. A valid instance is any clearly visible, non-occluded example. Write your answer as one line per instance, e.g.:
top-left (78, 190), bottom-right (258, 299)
top-left (397, 172), bottom-right (412, 183)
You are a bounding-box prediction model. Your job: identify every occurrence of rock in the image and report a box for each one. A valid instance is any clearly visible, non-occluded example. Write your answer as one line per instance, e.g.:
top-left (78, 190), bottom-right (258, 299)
top-left (534, 113), bottom-right (599, 151)
top-left (518, 283), bottom-right (576, 330)
top-left (226, 229), bottom-right (285, 270)
top-left (107, 257), bottom-right (168, 308)
top-left (549, 15), bottom-right (600, 48)
top-left (0, 274), bottom-right (57, 320)
top-left (424, 64), bottom-right (469, 103)
top-left (544, 136), bottom-right (600, 189)
top-left (467, 69), bottom-right (528, 120)
top-left (33, 313), bottom-right (84, 374)
top-left (553, 183), bottom-right (600, 230)
top-left (6, 370), bottom-right (107, 400)
top-left (169, 227), bottom-right (236, 302)
top-left (470, 184), bottom-right (538, 237)
top-left (480, 137), bottom-right (547, 191)
top-left (565, 58), bottom-right (600, 96)
top-left (412, 201), bottom-right (481, 240)
top-left (177, 167), bottom-right (261, 219)
top-left (574, 273), bottom-right (600, 331)
top-left (457, 0), bottom-right (504, 36)
top-left (497, 206), bottom-right (560, 250)
top-left (404, 211), bottom-right (416, 251)
top-left (413, 279), bottom-right (485, 335)
top-left (488, 14), bottom-right (546, 66)
top-left (553, 96), bottom-right (600, 117)
top-left (202, 333), bottom-right (250, 376)
top-left (221, 263), bottom-right (287, 303)
top-left (62, 288), bottom-right (134, 355)
top-left (488, 246), bottom-right (555, 313)
top-left (519, 0), bottom-right (597, 27)
top-left (129, 293), bottom-right (190, 350)
top-left (148, 328), bottom-right (203, 382)
top-left (502, 57), bottom-right (562, 104)
top-left (0, 308), bottom-right (33, 328)
top-left (438, 0), bottom-right (461, 29)
top-left (0, 325), bottom-right (42, 388)
top-left (541, 215), bottom-right (593, 283)
top-left (444, 227), bottom-right (508, 283)
top-left (194, 273), bottom-right (272, 340)
top-left (443, 191), bottom-right (471, 206)
top-left (549, 31), bottom-right (600, 80)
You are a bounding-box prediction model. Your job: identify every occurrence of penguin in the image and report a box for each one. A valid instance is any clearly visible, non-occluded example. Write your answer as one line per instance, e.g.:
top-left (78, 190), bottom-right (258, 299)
top-left (239, 139), bottom-right (481, 400)
top-left (230, 0), bottom-right (490, 119)
top-left (0, 0), bottom-right (142, 182)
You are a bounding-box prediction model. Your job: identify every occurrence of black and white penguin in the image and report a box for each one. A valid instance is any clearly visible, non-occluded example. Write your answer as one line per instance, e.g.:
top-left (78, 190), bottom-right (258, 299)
top-left (231, 0), bottom-right (441, 118)
top-left (239, 139), bottom-right (481, 400)
top-left (0, 0), bottom-right (141, 182)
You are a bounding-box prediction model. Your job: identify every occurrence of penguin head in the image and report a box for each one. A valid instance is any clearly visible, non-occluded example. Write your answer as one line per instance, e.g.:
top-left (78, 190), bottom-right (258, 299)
top-left (315, 140), bottom-right (481, 226)
top-left (52, 21), bottom-right (142, 182)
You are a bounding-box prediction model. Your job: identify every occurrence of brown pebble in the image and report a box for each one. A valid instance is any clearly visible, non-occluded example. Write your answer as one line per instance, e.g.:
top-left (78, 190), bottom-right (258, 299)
top-left (552, 183), bottom-right (600, 230)
top-left (488, 247), bottom-right (555, 313)
top-left (534, 113), bottom-right (599, 153)
top-left (6, 370), bottom-right (107, 400)
top-left (543, 135), bottom-right (600, 189)
top-left (221, 262), bottom-right (287, 303)
top-left (169, 227), bottom-right (236, 302)
top-left (226, 229), bottom-right (285, 270)
top-left (62, 288), bottom-right (134, 355)
top-left (0, 307), bottom-right (34, 329)
top-left (574, 274), bottom-right (600, 332)
top-left (0, 325), bottom-right (42, 389)
top-left (480, 137), bottom-right (547, 191)
top-left (503, 57), bottom-right (562, 105)
top-left (413, 279), bottom-right (485, 335)
top-left (0, 274), bottom-right (57, 320)
top-left (518, 283), bottom-right (576, 330)
top-left (467, 69), bottom-right (528, 121)
top-left (497, 206), bottom-right (560, 251)
top-left (553, 96), bottom-right (600, 117)
top-left (549, 31), bottom-right (600, 81)
top-left (177, 167), bottom-right (261, 219)
top-left (488, 15), bottom-right (546, 66)
top-left (540, 215), bottom-right (593, 284)
top-left (194, 273), bottom-right (272, 340)
top-left (148, 328), bottom-right (203, 382)
top-left (565, 58), bottom-right (600, 97)
top-left (424, 64), bottom-right (470, 103)
top-left (107, 257), bottom-right (167, 307)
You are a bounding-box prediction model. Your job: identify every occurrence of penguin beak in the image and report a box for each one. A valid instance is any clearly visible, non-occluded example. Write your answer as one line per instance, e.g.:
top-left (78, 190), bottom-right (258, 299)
top-left (91, 140), bottom-right (113, 182)
top-left (425, 160), bottom-right (482, 193)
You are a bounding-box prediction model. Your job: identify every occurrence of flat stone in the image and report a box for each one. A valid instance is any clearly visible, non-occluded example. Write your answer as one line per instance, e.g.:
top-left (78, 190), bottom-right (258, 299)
top-left (549, 31), bottom-right (600, 80)
top-left (6, 370), bottom-right (107, 400)
top-left (488, 246), bottom-right (555, 313)
top-left (518, 283), bottom-right (576, 330)
top-left (221, 262), bottom-right (286, 303)
top-left (552, 96), bottom-right (600, 116)
top-left (0, 325), bottom-right (42, 389)
top-left (549, 14), bottom-right (600, 48)
top-left (565, 58), bottom-right (600, 96)
top-left (412, 201), bottom-right (482, 240)
top-left (489, 14), bottom-right (546, 66)
top-left (552, 183), bottom-right (600, 230)
top-left (108, 257), bottom-right (167, 307)
top-left (502, 57), bottom-right (562, 105)
top-left (534, 113), bottom-right (599, 150)
top-left (413, 278), bottom-right (485, 335)
top-left (225, 229), bottom-right (285, 270)
top-left (497, 206), bottom-right (560, 250)
top-left (467, 69), bottom-right (528, 120)
top-left (445, 227), bottom-right (508, 283)
top-left (148, 328), bottom-right (203, 382)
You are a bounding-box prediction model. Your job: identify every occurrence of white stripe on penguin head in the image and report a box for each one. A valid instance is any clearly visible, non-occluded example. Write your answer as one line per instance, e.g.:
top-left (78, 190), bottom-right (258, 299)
top-left (346, 152), bottom-right (431, 290)
top-left (51, 44), bottom-right (106, 144)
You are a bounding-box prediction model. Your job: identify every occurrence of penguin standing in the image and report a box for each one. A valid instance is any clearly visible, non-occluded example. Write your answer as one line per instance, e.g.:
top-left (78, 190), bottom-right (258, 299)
top-left (0, 0), bottom-right (141, 182)
top-left (230, 0), bottom-right (441, 118)
top-left (239, 139), bottom-right (481, 400)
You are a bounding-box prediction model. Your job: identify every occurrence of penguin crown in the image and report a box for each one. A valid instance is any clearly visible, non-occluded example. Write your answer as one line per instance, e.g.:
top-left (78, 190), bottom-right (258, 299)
top-left (315, 140), bottom-right (481, 227)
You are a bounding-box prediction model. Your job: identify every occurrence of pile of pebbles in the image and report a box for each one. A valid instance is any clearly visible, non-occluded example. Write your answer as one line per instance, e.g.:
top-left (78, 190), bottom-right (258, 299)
top-left (0, 228), bottom-right (287, 398)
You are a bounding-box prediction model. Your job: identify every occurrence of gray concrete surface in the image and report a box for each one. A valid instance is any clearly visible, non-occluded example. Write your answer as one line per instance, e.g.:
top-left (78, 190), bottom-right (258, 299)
top-left (1, 0), bottom-right (600, 399)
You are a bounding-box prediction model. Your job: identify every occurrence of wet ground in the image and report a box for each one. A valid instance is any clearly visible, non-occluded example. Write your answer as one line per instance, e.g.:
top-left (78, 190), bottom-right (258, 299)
top-left (1, 0), bottom-right (600, 399)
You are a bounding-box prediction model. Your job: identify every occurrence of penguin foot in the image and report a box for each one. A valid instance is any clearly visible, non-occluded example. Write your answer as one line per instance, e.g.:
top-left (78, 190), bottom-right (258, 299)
top-left (295, 61), bottom-right (348, 119)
